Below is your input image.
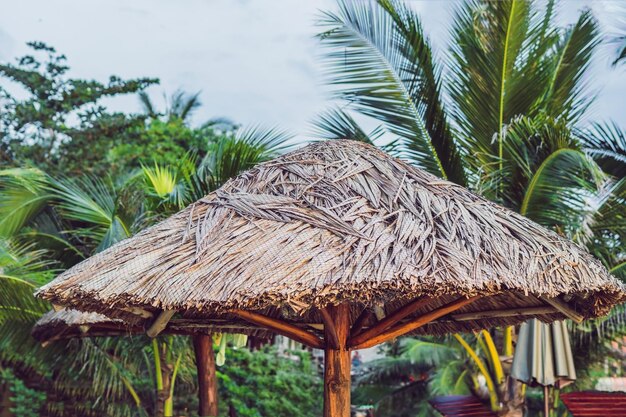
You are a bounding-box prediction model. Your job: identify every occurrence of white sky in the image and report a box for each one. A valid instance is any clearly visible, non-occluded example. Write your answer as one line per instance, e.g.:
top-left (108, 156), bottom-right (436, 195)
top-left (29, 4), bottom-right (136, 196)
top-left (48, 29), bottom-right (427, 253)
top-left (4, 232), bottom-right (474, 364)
top-left (1, 0), bottom-right (624, 140)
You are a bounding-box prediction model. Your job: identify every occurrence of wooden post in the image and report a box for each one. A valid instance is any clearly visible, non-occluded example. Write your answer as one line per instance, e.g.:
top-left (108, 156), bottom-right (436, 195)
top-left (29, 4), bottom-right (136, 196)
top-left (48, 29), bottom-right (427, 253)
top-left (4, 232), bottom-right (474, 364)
top-left (323, 304), bottom-right (351, 417)
top-left (193, 334), bottom-right (219, 417)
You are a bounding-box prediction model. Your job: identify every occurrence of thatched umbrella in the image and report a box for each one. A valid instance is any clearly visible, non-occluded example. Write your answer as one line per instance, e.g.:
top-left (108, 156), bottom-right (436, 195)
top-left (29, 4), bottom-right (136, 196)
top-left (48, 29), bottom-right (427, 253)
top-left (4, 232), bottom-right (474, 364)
top-left (32, 308), bottom-right (269, 416)
top-left (32, 309), bottom-right (128, 343)
top-left (36, 141), bottom-right (625, 417)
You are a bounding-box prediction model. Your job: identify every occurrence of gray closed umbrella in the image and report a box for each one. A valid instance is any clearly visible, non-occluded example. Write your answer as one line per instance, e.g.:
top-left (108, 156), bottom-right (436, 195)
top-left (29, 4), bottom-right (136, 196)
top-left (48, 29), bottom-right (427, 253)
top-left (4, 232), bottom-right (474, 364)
top-left (511, 319), bottom-right (576, 415)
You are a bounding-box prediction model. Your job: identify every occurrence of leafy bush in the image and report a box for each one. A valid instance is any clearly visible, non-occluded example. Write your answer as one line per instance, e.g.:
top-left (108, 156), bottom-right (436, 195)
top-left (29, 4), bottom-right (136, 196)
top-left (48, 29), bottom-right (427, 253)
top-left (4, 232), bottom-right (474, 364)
top-left (216, 346), bottom-right (323, 417)
top-left (0, 369), bottom-right (46, 417)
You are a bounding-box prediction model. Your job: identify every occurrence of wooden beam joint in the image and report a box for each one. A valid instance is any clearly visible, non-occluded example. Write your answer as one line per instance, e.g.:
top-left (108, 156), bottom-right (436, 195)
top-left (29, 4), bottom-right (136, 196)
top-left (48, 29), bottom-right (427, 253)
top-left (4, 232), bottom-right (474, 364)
top-left (349, 296), bottom-right (433, 347)
top-left (349, 296), bottom-right (480, 350)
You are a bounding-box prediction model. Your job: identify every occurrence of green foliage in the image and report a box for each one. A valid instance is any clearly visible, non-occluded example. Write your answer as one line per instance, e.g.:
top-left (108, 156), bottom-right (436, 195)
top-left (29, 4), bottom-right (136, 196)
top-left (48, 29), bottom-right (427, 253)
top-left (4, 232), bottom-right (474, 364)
top-left (317, 0), bottom-right (466, 185)
top-left (0, 41), bottom-right (158, 175)
top-left (0, 369), bottom-right (46, 417)
top-left (108, 119), bottom-right (216, 173)
top-left (138, 89), bottom-right (202, 123)
top-left (353, 338), bottom-right (475, 417)
top-left (0, 240), bottom-right (53, 327)
top-left (0, 2), bottom-right (624, 416)
top-left (216, 347), bottom-right (322, 417)
top-left (0, 91), bottom-right (293, 416)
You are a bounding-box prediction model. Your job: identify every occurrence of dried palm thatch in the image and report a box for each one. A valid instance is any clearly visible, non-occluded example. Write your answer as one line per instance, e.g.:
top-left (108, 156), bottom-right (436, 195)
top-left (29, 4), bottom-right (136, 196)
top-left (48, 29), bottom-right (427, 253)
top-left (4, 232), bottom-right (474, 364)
top-left (31, 308), bottom-right (271, 343)
top-left (32, 309), bottom-right (124, 343)
top-left (37, 140), bottom-right (625, 341)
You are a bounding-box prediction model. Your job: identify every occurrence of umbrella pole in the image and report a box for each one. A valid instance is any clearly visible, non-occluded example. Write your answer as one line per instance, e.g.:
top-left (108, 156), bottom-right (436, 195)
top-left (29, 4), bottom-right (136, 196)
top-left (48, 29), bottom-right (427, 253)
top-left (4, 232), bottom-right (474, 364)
top-left (543, 386), bottom-right (549, 417)
top-left (193, 333), bottom-right (219, 417)
top-left (323, 304), bottom-right (351, 417)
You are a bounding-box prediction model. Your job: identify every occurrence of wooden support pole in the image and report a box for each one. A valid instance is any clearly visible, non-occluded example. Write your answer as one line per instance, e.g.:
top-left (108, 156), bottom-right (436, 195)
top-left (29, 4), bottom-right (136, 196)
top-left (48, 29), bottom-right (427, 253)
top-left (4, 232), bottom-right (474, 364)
top-left (231, 310), bottom-right (324, 349)
top-left (349, 296), bottom-right (480, 350)
top-left (541, 297), bottom-right (584, 323)
top-left (349, 296), bottom-right (432, 347)
top-left (193, 334), bottom-right (219, 417)
top-left (323, 304), bottom-right (351, 417)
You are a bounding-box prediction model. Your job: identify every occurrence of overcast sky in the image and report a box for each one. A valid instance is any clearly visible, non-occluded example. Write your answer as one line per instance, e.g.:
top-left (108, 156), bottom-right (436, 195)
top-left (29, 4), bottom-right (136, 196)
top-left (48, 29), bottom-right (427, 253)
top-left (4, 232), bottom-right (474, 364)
top-left (1, 0), bottom-right (624, 140)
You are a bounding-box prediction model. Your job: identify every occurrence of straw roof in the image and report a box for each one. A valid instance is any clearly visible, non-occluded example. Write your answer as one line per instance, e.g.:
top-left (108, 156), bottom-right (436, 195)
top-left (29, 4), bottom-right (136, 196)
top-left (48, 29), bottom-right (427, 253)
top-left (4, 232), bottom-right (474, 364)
top-left (37, 140), bottom-right (625, 337)
top-left (32, 308), bottom-right (271, 343)
top-left (32, 309), bottom-right (127, 342)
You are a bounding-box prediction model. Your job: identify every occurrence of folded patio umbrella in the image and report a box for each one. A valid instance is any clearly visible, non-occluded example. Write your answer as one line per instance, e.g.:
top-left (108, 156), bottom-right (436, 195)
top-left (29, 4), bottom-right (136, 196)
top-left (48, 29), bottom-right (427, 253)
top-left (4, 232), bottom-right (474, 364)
top-left (511, 319), bottom-right (576, 416)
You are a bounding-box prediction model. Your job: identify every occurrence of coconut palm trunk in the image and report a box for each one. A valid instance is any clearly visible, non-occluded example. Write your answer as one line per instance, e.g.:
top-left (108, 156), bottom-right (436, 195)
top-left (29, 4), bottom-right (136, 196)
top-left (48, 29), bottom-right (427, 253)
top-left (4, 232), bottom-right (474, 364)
top-left (498, 378), bottom-right (525, 417)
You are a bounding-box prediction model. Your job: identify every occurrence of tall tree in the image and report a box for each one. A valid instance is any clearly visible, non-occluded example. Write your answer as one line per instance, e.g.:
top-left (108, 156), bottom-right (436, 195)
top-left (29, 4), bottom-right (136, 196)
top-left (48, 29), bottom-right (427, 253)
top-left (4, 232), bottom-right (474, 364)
top-left (317, 0), bottom-right (625, 415)
top-left (138, 90), bottom-right (201, 123)
top-left (0, 42), bottom-right (158, 175)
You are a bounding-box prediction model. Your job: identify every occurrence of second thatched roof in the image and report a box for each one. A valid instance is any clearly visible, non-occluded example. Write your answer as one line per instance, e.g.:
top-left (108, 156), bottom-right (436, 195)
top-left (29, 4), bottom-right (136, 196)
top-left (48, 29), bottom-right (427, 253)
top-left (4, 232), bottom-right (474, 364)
top-left (37, 140), bottom-right (625, 335)
top-left (32, 308), bottom-right (271, 343)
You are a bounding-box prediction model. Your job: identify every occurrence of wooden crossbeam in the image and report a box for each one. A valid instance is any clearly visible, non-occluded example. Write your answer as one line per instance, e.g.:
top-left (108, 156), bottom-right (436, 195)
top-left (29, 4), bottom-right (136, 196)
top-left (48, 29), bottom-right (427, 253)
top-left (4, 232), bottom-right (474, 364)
top-left (349, 296), bottom-right (433, 348)
top-left (122, 307), bottom-right (154, 319)
top-left (541, 297), bottom-right (584, 323)
top-left (231, 309), bottom-right (325, 349)
top-left (349, 296), bottom-right (480, 350)
top-left (451, 306), bottom-right (557, 321)
top-left (146, 310), bottom-right (176, 338)
top-left (350, 308), bottom-right (371, 336)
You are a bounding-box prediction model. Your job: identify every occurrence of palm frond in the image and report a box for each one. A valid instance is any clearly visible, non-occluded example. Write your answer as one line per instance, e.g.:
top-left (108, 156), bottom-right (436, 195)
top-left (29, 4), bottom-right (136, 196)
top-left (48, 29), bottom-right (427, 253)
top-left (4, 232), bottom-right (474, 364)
top-left (317, 0), bottom-right (465, 183)
top-left (0, 240), bottom-right (53, 324)
top-left (449, 0), bottom-right (532, 174)
top-left (614, 35), bottom-right (626, 66)
top-left (377, 0), bottom-right (467, 185)
top-left (138, 91), bottom-right (159, 119)
top-left (611, 260), bottom-right (626, 281)
top-left (584, 177), bottom-right (626, 249)
top-left (430, 359), bottom-right (471, 395)
top-left (402, 337), bottom-right (458, 368)
top-left (0, 168), bottom-right (52, 238)
top-left (541, 9), bottom-right (600, 123)
top-left (142, 163), bottom-right (186, 209)
top-left (580, 121), bottom-right (626, 178)
top-left (59, 337), bottom-right (148, 412)
top-left (200, 125), bottom-right (292, 191)
top-left (169, 90), bottom-right (201, 122)
top-left (448, 0), bottom-right (559, 190)
top-left (520, 147), bottom-right (603, 235)
top-left (311, 107), bottom-right (383, 144)
top-left (49, 176), bottom-right (131, 251)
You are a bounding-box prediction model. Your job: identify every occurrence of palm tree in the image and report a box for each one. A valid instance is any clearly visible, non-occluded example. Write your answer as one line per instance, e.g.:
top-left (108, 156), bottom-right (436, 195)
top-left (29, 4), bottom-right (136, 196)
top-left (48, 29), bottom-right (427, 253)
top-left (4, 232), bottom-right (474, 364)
top-left (615, 40), bottom-right (626, 66)
top-left (354, 337), bottom-right (470, 417)
top-left (0, 126), bottom-right (291, 417)
top-left (317, 0), bottom-right (626, 415)
top-left (611, 12), bottom-right (626, 67)
top-left (138, 90), bottom-right (202, 123)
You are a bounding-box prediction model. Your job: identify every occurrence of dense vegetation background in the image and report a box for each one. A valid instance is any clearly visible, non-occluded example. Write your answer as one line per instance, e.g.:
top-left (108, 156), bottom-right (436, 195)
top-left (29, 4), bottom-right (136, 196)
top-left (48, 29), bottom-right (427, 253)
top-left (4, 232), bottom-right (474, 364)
top-left (1, 0), bottom-right (625, 416)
